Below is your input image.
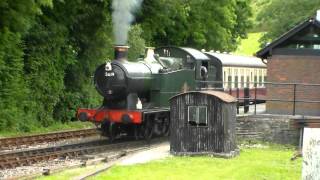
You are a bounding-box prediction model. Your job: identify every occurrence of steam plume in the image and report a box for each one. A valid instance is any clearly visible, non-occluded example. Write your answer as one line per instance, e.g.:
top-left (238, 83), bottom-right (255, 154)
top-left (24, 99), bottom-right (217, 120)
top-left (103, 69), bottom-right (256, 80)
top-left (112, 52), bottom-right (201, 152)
top-left (112, 0), bottom-right (143, 45)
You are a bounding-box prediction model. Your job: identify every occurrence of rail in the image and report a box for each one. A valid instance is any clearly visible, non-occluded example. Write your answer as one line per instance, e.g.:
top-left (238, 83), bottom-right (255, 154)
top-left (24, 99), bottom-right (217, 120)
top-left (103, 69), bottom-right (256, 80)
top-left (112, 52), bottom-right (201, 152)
top-left (0, 128), bottom-right (99, 150)
top-left (196, 80), bottom-right (320, 115)
top-left (0, 137), bottom-right (167, 170)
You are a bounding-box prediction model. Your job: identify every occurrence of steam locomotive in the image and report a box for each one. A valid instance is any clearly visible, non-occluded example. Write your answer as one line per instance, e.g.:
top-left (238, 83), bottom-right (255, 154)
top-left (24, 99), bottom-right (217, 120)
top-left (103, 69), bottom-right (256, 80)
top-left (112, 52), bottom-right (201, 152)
top-left (77, 46), bottom-right (218, 141)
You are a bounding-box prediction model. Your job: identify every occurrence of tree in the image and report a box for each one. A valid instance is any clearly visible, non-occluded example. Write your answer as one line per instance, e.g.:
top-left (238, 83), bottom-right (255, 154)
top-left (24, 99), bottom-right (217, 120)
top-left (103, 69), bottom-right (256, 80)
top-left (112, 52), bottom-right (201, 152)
top-left (138, 0), bottom-right (252, 51)
top-left (257, 0), bottom-right (320, 46)
top-left (0, 0), bottom-right (252, 132)
top-left (0, 0), bottom-right (52, 131)
top-left (128, 25), bottom-right (146, 60)
top-left (46, 0), bottom-right (114, 122)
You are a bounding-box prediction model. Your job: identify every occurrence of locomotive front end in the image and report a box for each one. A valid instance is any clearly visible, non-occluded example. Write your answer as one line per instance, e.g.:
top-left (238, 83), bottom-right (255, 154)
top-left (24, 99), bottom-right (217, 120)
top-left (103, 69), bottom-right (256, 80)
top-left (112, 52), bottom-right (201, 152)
top-left (94, 46), bottom-right (153, 104)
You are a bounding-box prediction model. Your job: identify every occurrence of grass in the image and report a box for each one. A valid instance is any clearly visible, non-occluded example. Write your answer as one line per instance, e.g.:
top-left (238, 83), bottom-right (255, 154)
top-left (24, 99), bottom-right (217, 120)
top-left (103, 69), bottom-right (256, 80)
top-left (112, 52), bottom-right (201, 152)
top-left (0, 121), bottom-right (94, 138)
top-left (235, 32), bottom-right (264, 56)
top-left (40, 144), bottom-right (302, 180)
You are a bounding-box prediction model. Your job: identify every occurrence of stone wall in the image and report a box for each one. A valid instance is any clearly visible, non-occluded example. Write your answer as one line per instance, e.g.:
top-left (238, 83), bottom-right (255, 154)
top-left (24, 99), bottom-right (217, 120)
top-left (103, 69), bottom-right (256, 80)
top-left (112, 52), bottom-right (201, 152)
top-left (236, 114), bottom-right (300, 145)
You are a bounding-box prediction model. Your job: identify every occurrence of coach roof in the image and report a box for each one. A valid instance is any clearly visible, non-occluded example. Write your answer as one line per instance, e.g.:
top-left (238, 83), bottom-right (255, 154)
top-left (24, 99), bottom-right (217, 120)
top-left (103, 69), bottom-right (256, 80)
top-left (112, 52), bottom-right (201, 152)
top-left (205, 52), bottom-right (266, 68)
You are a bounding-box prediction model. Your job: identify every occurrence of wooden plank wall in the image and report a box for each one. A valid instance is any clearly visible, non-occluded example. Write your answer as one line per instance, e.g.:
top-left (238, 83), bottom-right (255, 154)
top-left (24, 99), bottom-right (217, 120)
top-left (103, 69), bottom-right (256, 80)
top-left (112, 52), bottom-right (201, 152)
top-left (170, 93), bottom-right (237, 155)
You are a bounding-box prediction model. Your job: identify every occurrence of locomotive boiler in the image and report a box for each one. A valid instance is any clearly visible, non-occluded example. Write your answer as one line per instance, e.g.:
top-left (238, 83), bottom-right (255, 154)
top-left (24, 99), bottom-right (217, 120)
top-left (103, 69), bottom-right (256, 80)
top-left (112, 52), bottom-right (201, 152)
top-left (77, 46), bottom-right (218, 141)
top-left (94, 46), bottom-right (158, 109)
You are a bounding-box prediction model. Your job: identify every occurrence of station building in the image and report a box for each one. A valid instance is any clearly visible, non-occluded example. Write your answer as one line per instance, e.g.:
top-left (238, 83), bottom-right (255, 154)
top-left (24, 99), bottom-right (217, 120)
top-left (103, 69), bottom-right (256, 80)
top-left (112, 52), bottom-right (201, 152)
top-left (256, 13), bottom-right (320, 116)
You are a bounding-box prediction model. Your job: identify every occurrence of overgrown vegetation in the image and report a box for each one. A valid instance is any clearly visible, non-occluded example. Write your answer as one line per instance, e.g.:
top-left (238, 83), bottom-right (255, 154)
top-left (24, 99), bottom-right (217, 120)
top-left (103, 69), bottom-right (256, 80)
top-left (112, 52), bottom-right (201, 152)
top-left (0, 0), bottom-right (253, 133)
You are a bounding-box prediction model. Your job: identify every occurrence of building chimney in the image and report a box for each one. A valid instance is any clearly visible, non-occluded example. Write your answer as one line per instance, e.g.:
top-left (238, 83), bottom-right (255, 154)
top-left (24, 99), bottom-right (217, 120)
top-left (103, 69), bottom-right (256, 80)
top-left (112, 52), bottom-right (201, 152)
top-left (114, 45), bottom-right (129, 60)
top-left (317, 10), bottom-right (320, 22)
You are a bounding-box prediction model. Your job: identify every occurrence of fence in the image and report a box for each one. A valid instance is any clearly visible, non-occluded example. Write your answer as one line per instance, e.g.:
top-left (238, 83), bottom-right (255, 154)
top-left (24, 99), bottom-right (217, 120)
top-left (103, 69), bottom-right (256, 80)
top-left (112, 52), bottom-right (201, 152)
top-left (196, 81), bottom-right (320, 116)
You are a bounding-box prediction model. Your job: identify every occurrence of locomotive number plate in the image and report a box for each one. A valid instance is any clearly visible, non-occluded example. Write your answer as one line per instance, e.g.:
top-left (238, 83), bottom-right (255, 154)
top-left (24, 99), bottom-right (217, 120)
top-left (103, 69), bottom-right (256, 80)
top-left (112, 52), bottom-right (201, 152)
top-left (105, 72), bottom-right (115, 77)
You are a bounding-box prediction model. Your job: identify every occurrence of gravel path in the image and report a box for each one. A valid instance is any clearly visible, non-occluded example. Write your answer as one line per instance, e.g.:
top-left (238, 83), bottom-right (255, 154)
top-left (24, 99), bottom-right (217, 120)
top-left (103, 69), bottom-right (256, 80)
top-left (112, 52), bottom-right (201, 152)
top-left (119, 142), bottom-right (170, 165)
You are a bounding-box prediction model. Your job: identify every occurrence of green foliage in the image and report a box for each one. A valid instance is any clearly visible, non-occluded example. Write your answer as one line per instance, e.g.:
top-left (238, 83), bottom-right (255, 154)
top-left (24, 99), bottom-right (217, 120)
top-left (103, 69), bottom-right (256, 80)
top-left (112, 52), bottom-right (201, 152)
top-left (50, 0), bottom-right (113, 123)
top-left (128, 25), bottom-right (146, 60)
top-left (24, 16), bottom-right (75, 127)
top-left (235, 32), bottom-right (263, 55)
top-left (138, 0), bottom-right (252, 51)
top-left (0, 0), bottom-right (42, 131)
top-left (250, 0), bottom-right (270, 32)
top-left (0, 0), bottom-right (252, 133)
top-left (0, 0), bottom-right (112, 131)
top-left (256, 0), bottom-right (320, 46)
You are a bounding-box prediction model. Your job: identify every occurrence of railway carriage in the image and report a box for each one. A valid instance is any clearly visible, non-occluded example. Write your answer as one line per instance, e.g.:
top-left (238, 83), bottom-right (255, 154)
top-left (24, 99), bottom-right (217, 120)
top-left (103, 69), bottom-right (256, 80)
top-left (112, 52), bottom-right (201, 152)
top-left (205, 52), bottom-right (267, 101)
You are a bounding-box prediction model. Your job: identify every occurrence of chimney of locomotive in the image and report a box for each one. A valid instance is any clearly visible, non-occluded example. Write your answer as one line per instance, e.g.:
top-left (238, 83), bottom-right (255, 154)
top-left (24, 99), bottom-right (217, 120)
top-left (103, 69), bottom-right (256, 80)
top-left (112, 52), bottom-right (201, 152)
top-left (114, 45), bottom-right (129, 61)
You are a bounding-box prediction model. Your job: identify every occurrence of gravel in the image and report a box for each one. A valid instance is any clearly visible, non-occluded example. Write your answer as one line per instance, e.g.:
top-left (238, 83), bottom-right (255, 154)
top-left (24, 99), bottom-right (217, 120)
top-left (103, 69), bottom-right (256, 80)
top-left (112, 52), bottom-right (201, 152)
top-left (0, 157), bottom-right (82, 179)
top-left (119, 142), bottom-right (170, 165)
top-left (0, 139), bottom-right (169, 179)
top-left (0, 135), bottom-right (104, 154)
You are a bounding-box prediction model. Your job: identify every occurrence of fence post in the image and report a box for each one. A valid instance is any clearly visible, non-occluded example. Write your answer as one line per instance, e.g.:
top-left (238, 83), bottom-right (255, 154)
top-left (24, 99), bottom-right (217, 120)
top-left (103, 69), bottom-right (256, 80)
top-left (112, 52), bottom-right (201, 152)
top-left (244, 87), bottom-right (250, 113)
top-left (236, 88), bottom-right (239, 114)
top-left (254, 85), bottom-right (257, 115)
top-left (293, 84), bottom-right (297, 116)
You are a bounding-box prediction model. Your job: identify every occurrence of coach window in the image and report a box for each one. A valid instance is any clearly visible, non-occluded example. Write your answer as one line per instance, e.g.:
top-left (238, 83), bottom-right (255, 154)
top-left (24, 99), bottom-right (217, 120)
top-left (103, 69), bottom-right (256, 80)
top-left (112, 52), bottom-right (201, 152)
top-left (228, 68), bottom-right (232, 88)
top-left (259, 69), bottom-right (262, 86)
top-left (188, 106), bottom-right (208, 126)
top-left (263, 69), bottom-right (267, 85)
top-left (254, 69), bottom-right (257, 87)
top-left (224, 71), bottom-right (226, 86)
top-left (246, 69), bottom-right (249, 87)
top-left (234, 69), bottom-right (238, 88)
top-left (241, 76), bottom-right (244, 88)
top-left (240, 69), bottom-right (244, 88)
top-left (250, 71), bottom-right (253, 87)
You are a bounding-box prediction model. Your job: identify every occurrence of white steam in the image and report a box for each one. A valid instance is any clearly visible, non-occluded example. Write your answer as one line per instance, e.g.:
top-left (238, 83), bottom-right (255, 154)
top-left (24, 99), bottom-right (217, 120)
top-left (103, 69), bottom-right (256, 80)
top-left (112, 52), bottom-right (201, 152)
top-left (112, 0), bottom-right (143, 45)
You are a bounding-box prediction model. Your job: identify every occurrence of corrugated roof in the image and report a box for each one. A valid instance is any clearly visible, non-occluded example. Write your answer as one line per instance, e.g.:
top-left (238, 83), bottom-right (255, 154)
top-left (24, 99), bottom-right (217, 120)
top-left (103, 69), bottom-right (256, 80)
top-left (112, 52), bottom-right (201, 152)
top-left (170, 91), bottom-right (237, 103)
top-left (205, 52), bottom-right (266, 68)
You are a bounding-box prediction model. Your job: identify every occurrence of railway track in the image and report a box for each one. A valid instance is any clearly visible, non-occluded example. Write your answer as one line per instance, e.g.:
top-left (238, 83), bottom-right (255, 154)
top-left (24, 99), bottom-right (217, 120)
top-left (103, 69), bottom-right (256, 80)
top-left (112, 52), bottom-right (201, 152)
top-left (0, 128), bottom-right (99, 150)
top-left (0, 137), bottom-right (161, 170)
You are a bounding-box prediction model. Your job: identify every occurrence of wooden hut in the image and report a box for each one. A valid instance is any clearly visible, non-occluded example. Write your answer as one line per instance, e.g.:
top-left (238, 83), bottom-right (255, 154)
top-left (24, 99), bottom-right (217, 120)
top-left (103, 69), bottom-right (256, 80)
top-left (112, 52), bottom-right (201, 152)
top-left (169, 91), bottom-right (239, 157)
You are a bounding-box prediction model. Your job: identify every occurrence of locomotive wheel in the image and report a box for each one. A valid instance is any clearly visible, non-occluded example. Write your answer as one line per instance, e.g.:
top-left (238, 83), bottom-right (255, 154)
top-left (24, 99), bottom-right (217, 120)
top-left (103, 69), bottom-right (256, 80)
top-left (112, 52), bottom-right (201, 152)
top-left (101, 120), bottom-right (110, 136)
top-left (153, 114), bottom-right (169, 137)
top-left (153, 114), bottom-right (162, 136)
top-left (162, 117), bottom-right (170, 136)
top-left (134, 124), bottom-right (141, 140)
top-left (108, 122), bottom-right (118, 142)
top-left (143, 118), bottom-right (154, 141)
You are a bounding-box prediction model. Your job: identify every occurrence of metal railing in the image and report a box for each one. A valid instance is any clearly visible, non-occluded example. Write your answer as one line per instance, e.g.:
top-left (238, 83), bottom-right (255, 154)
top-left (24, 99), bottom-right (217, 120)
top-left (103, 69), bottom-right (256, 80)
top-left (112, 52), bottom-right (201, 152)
top-left (196, 80), bottom-right (320, 115)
